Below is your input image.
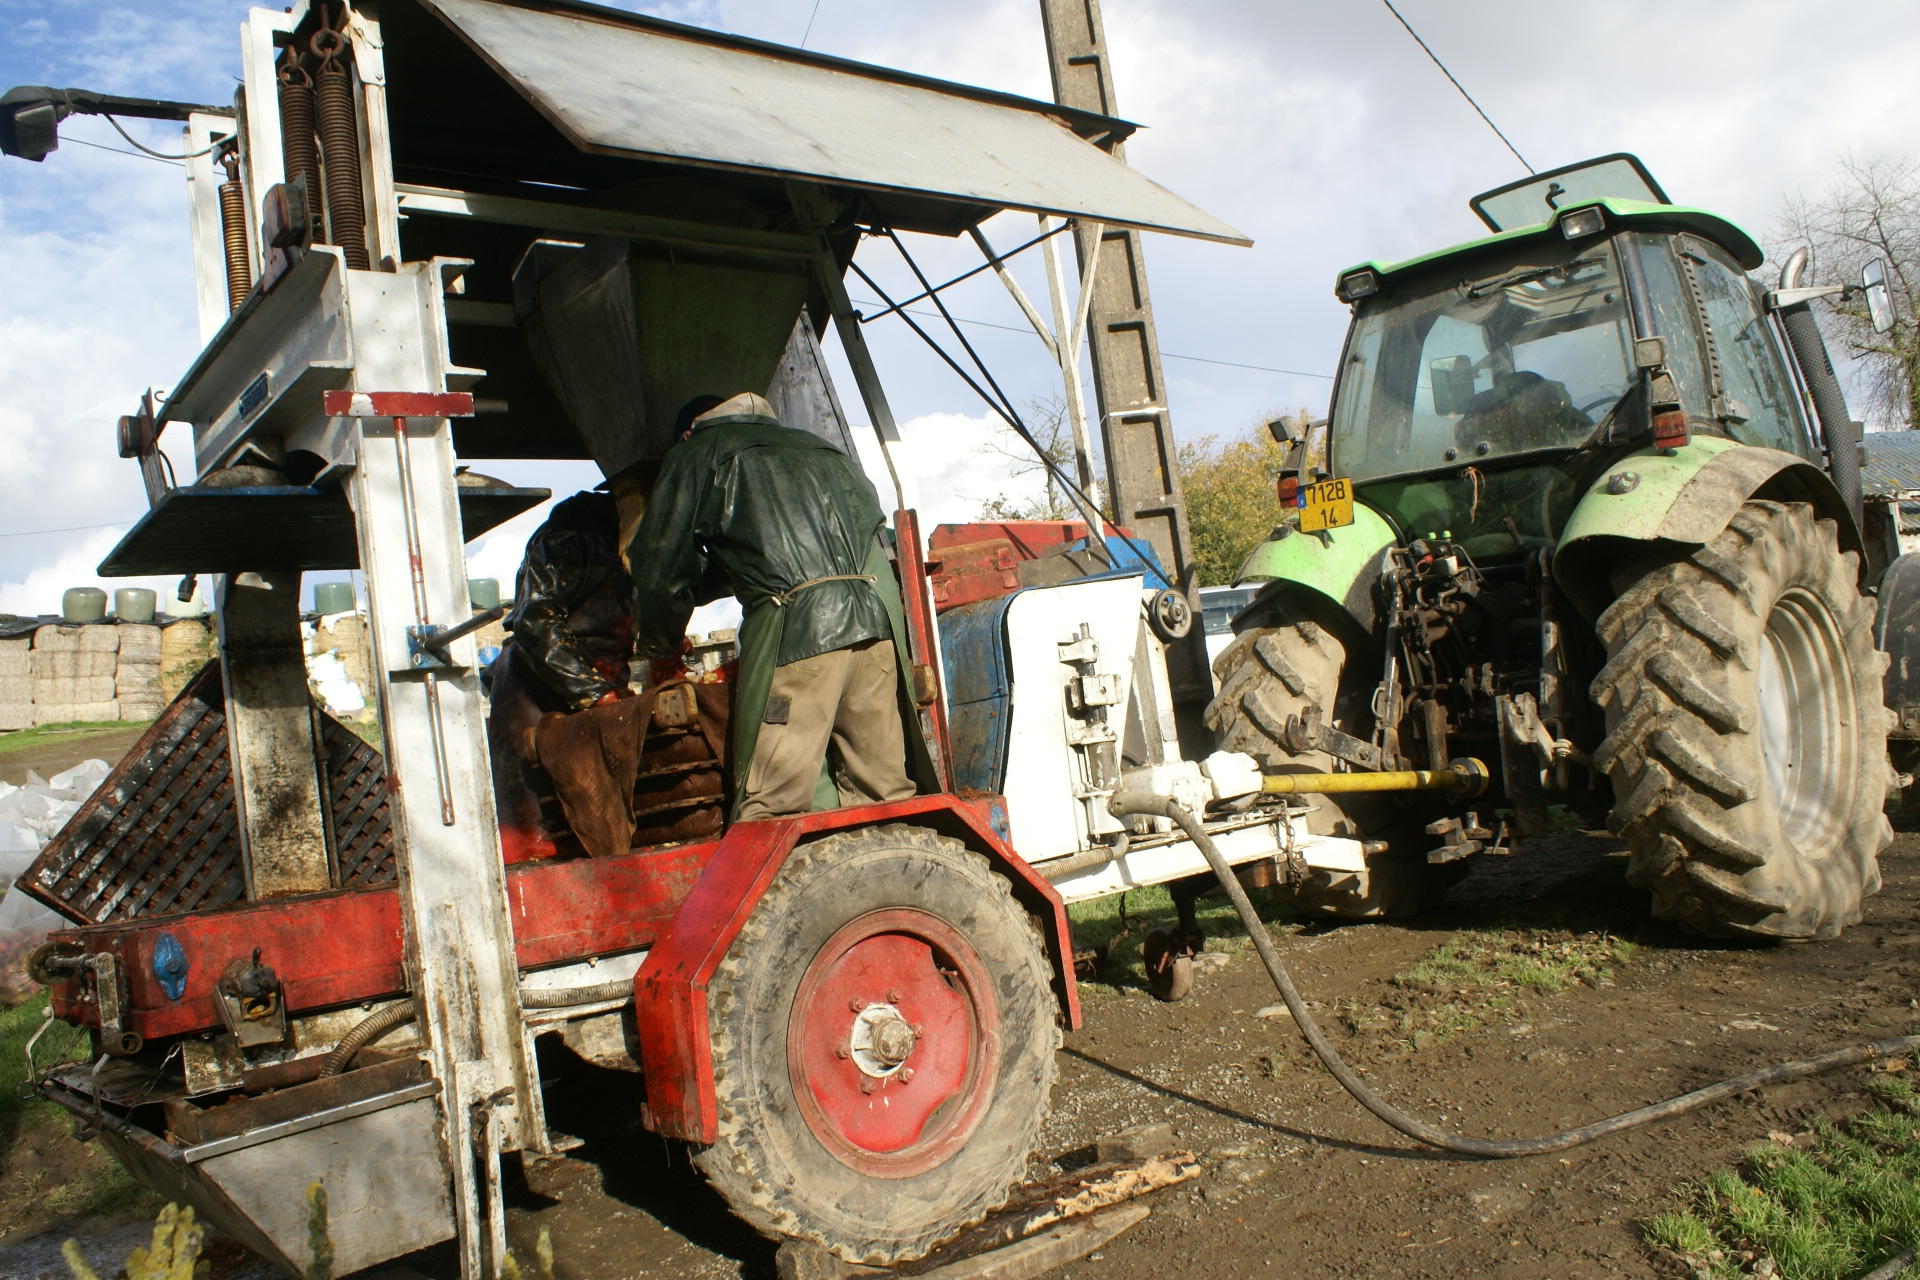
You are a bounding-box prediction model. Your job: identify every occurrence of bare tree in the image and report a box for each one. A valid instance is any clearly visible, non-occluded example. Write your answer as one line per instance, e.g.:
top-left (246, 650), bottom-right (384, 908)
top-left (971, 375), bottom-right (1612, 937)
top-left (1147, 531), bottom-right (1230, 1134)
top-left (978, 395), bottom-right (1105, 522)
top-left (1778, 156), bottom-right (1920, 428)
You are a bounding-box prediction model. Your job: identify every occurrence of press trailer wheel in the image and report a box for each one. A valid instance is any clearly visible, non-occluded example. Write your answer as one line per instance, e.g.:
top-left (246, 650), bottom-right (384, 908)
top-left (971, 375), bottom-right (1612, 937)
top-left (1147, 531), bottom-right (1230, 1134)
top-left (693, 824), bottom-right (1060, 1265)
top-left (1592, 500), bottom-right (1893, 939)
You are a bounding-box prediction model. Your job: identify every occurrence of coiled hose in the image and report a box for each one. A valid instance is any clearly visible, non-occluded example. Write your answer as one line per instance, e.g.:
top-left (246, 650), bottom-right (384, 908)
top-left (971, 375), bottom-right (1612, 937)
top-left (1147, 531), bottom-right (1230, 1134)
top-left (1112, 792), bottom-right (1920, 1158)
top-left (319, 1001), bottom-right (417, 1078)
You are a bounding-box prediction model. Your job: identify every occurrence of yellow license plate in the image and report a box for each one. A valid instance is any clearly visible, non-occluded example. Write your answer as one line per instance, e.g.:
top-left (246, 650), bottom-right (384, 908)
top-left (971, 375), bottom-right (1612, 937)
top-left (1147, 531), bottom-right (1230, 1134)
top-left (1297, 478), bottom-right (1354, 533)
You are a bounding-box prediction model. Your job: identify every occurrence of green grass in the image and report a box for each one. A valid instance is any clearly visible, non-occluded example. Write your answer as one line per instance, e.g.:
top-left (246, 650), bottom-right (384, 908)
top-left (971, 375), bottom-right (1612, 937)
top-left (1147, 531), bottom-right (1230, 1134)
top-left (1066, 881), bottom-right (1299, 986)
top-left (1397, 929), bottom-right (1635, 995)
top-left (2, 994), bottom-right (157, 1222)
top-left (0, 720), bottom-right (153, 757)
top-left (2, 993), bottom-right (89, 1154)
top-left (1645, 1074), bottom-right (1920, 1279)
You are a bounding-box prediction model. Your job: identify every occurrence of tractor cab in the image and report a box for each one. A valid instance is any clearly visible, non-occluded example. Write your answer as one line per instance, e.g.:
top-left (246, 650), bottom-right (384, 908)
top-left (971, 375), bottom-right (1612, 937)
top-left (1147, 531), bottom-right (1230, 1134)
top-left (1318, 154), bottom-right (1809, 569)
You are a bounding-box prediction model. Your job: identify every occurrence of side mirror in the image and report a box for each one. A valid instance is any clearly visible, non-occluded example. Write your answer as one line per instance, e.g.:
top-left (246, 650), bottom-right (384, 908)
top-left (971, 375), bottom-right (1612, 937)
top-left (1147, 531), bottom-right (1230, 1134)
top-left (1430, 356), bottom-right (1474, 416)
top-left (1864, 258), bottom-right (1895, 335)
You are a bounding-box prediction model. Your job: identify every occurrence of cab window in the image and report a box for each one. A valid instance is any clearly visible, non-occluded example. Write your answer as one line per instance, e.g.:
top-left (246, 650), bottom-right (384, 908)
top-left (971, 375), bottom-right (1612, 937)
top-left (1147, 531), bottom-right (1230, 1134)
top-left (1679, 237), bottom-right (1811, 457)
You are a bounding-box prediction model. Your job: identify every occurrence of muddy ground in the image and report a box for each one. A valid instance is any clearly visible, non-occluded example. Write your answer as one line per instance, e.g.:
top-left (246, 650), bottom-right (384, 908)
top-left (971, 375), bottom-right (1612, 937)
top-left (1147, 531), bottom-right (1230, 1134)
top-left (7, 814), bottom-right (1918, 1279)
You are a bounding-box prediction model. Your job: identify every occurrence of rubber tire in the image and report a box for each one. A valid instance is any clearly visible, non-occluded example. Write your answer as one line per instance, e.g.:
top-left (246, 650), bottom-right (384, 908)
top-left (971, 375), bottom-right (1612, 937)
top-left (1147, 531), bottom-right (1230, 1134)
top-left (1204, 590), bottom-right (1459, 918)
top-left (1591, 500), bottom-right (1893, 939)
top-left (692, 824), bottom-right (1060, 1264)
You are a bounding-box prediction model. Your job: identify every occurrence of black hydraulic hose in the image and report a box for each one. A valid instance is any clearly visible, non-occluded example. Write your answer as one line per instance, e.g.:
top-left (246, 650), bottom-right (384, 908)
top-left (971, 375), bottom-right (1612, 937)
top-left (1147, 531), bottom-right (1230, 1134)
top-left (1110, 792), bottom-right (1920, 1158)
top-left (319, 1001), bottom-right (417, 1077)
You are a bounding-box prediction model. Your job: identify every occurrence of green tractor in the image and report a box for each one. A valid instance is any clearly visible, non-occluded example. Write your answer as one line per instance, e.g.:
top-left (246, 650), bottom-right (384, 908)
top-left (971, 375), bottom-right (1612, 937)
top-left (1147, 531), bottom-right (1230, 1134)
top-left (1209, 154), bottom-right (1903, 940)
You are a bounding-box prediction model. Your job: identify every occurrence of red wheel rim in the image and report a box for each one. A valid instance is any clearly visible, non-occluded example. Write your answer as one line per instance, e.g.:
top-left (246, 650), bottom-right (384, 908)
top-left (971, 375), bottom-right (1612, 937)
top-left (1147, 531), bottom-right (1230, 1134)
top-left (787, 908), bottom-right (1001, 1178)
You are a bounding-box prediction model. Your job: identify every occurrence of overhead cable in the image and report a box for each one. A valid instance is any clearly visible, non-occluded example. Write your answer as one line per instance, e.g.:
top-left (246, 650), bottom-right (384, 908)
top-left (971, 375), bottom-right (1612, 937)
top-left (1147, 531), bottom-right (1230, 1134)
top-left (851, 298), bottom-right (1333, 380)
top-left (1379, 0), bottom-right (1533, 174)
top-left (854, 233), bottom-right (1175, 589)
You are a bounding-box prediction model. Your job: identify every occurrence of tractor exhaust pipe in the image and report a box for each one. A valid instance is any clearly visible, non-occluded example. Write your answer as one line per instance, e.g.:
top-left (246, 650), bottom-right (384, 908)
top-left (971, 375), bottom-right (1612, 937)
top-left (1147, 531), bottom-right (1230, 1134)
top-left (1776, 246), bottom-right (1863, 528)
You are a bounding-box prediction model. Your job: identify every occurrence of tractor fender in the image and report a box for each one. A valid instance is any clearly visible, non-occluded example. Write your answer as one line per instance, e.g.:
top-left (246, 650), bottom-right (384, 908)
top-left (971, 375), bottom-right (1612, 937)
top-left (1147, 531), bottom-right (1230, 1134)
top-left (632, 794), bottom-right (1078, 1144)
top-left (1232, 501), bottom-right (1395, 636)
top-left (1554, 438), bottom-right (1859, 614)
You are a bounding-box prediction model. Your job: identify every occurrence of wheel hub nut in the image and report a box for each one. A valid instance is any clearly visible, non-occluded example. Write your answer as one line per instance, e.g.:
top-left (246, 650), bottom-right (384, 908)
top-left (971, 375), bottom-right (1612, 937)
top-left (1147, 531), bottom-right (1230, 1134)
top-left (847, 1002), bottom-right (919, 1078)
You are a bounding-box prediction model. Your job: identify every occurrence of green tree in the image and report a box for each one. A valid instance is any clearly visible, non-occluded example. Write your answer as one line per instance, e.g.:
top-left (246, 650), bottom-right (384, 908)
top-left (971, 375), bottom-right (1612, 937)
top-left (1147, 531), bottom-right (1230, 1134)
top-left (1778, 156), bottom-right (1920, 428)
top-left (979, 395), bottom-right (1105, 522)
top-left (1178, 411), bottom-right (1310, 586)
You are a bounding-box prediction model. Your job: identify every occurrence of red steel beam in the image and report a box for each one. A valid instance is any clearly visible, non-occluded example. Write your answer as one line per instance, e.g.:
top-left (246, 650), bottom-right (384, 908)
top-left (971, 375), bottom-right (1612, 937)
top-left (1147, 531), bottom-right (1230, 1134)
top-left (893, 508), bottom-right (954, 791)
top-left (41, 798), bottom-right (1076, 1118)
top-left (320, 390), bottom-right (475, 418)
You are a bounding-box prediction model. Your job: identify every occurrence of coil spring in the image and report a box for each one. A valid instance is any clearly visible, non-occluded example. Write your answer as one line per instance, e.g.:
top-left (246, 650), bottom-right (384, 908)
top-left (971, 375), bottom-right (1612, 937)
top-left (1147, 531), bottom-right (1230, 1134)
top-left (218, 151), bottom-right (251, 313)
top-left (313, 19), bottom-right (369, 270)
top-left (277, 54), bottom-right (320, 240)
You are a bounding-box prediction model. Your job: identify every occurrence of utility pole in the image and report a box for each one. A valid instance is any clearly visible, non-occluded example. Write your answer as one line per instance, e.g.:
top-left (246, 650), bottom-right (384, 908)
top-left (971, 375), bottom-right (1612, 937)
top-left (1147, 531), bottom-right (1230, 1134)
top-left (1038, 0), bottom-right (1214, 754)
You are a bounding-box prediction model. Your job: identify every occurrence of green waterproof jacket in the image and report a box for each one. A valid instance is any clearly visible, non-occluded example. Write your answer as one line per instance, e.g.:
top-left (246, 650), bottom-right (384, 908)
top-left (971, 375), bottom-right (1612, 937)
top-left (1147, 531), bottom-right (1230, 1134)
top-left (627, 420), bottom-right (893, 664)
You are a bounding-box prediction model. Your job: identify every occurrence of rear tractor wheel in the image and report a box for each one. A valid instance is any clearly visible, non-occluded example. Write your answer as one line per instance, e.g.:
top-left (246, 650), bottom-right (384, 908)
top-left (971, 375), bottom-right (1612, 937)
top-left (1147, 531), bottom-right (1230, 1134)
top-left (693, 824), bottom-right (1060, 1264)
top-left (1204, 590), bottom-right (1464, 918)
top-left (1591, 500), bottom-right (1893, 938)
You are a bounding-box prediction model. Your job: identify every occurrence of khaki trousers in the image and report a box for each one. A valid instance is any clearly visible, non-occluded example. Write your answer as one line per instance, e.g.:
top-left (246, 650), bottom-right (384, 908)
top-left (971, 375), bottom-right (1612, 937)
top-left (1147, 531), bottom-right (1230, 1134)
top-left (738, 639), bottom-right (916, 820)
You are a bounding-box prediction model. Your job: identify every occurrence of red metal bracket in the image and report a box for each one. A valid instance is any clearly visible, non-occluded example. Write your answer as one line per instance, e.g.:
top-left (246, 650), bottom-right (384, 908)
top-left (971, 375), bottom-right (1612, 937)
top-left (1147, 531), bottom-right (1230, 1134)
top-left (893, 509), bottom-right (953, 791)
top-left (321, 390), bottom-right (475, 418)
top-left (634, 793), bottom-right (1078, 1144)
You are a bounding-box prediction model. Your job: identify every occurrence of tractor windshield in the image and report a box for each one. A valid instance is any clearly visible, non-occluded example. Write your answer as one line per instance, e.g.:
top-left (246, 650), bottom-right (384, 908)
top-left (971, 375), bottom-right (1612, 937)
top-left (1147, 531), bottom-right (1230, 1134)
top-left (1331, 237), bottom-right (1634, 484)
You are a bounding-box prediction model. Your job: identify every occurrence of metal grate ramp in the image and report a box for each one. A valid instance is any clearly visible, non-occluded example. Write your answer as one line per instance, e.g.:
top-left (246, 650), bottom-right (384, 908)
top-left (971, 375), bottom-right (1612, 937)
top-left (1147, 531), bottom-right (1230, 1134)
top-left (20, 661), bottom-right (396, 925)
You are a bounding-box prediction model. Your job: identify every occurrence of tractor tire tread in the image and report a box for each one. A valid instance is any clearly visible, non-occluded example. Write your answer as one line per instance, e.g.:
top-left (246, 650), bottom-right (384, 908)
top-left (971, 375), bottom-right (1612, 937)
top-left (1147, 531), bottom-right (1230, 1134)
top-left (1589, 501), bottom-right (1890, 938)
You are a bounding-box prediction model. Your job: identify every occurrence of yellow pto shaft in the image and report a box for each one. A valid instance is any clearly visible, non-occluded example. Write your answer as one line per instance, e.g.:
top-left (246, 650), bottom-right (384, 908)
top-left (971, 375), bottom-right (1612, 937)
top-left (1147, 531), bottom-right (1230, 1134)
top-left (1260, 758), bottom-right (1490, 798)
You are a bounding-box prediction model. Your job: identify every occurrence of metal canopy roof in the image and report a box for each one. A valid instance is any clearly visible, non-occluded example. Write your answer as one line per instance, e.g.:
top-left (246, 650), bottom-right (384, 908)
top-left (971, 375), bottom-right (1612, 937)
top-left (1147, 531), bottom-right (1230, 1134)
top-left (422, 0), bottom-right (1249, 246)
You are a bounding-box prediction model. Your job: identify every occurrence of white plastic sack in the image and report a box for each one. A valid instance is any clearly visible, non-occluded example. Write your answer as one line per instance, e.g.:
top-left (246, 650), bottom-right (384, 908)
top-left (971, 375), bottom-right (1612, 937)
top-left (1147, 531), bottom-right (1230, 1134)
top-left (309, 650), bottom-right (367, 716)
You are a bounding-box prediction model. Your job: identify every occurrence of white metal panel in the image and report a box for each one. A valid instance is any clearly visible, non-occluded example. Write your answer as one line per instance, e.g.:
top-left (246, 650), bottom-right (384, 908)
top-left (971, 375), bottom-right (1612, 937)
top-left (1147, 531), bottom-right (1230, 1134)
top-left (240, 9), bottom-right (293, 279)
top-left (1050, 817), bottom-right (1369, 904)
top-left (343, 260), bottom-right (533, 1280)
top-left (422, 0), bottom-right (1249, 246)
top-left (350, 8), bottom-right (403, 271)
top-left (999, 575), bottom-right (1143, 862)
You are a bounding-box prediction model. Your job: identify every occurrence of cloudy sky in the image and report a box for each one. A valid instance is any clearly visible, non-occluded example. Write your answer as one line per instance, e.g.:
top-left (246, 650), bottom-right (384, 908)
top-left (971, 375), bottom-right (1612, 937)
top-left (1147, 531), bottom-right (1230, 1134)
top-left (2, 0), bottom-right (1916, 614)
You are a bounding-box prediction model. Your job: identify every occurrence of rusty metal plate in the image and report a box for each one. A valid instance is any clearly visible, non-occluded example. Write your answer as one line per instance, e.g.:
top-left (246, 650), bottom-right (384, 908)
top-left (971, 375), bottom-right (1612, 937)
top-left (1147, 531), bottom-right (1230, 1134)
top-left (21, 662), bottom-right (398, 925)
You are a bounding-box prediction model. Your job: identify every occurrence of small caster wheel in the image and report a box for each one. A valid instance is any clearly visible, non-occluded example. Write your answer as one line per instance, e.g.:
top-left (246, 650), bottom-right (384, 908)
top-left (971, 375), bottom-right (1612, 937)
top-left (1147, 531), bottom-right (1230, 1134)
top-left (1143, 927), bottom-right (1195, 1002)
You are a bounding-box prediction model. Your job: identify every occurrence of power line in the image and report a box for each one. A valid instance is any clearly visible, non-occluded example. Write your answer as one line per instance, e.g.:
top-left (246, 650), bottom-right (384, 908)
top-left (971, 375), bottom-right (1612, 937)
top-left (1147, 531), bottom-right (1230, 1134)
top-left (0, 520), bottom-right (132, 540)
top-left (851, 297), bottom-right (1333, 380)
top-left (1379, 0), bottom-right (1532, 174)
top-left (58, 133), bottom-right (185, 167)
top-left (799, 0), bottom-right (824, 48)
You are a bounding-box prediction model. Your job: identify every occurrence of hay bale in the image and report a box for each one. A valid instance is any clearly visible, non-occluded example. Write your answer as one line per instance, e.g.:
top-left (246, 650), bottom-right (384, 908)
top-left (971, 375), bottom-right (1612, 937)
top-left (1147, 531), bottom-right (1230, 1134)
top-left (116, 624), bottom-right (161, 662)
top-left (0, 702), bottom-right (30, 732)
top-left (35, 699), bottom-right (118, 726)
top-left (0, 637), bottom-right (28, 677)
top-left (159, 620), bottom-right (217, 701)
top-left (319, 615), bottom-right (376, 699)
top-left (117, 660), bottom-right (161, 700)
top-left (78, 625), bottom-right (119, 653)
top-left (34, 675), bottom-right (119, 705)
top-left (33, 649), bottom-right (117, 678)
top-left (32, 625), bottom-right (82, 653)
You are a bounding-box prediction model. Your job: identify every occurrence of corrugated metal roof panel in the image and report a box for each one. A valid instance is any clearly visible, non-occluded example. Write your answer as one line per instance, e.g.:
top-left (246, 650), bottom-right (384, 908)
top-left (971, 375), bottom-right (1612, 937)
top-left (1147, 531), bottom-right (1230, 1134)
top-left (1863, 431), bottom-right (1920, 499)
top-left (423, 0), bottom-right (1250, 246)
